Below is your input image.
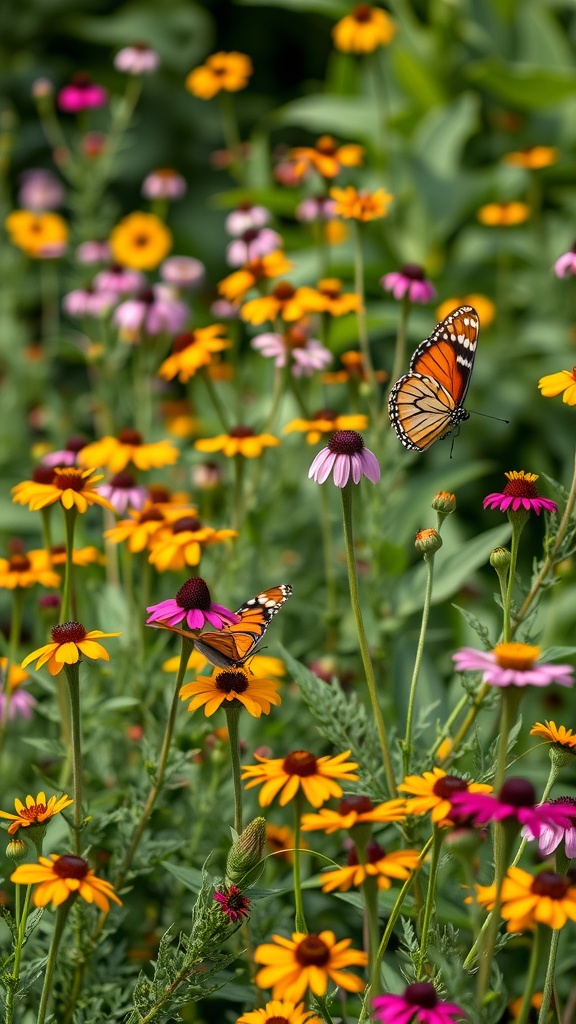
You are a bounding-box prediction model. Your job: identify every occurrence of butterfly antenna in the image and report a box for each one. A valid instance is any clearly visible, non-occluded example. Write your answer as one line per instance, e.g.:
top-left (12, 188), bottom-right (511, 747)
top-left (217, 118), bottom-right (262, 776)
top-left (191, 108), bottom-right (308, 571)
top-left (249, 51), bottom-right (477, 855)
top-left (467, 409), bottom-right (510, 425)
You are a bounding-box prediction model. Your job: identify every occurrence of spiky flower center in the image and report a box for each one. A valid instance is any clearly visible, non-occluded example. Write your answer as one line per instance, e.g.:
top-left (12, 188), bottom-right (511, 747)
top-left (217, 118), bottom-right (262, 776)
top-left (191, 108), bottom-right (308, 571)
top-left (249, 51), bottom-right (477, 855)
top-left (54, 468), bottom-right (88, 492)
top-left (33, 466), bottom-right (56, 484)
top-left (175, 577), bottom-right (212, 610)
top-left (19, 803), bottom-right (48, 822)
top-left (295, 934), bottom-right (330, 967)
top-left (53, 854), bottom-right (89, 880)
top-left (432, 775), bottom-right (469, 799)
top-left (493, 642), bottom-right (540, 670)
top-left (328, 430), bottom-right (364, 455)
top-left (118, 428), bottom-right (142, 446)
top-left (283, 750), bottom-right (318, 776)
top-left (273, 282), bottom-right (296, 301)
top-left (502, 470), bottom-right (539, 498)
top-left (8, 554), bottom-right (31, 572)
top-left (109, 471), bottom-right (137, 489)
top-left (339, 794), bottom-right (374, 815)
top-left (172, 332), bottom-right (196, 353)
top-left (50, 621), bottom-right (87, 644)
top-left (400, 263), bottom-right (425, 280)
top-left (172, 516), bottom-right (201, 534)
top-left (499, 777), bottom-right (536, 807)
top-left (229, 425), bottom-right (255, 438)
top-left (531, 871), bottom-right (570, 899)
top-left (404, 982), bottom-right (439, 1009)
top-left (215, 670), bottom-right (249, 694)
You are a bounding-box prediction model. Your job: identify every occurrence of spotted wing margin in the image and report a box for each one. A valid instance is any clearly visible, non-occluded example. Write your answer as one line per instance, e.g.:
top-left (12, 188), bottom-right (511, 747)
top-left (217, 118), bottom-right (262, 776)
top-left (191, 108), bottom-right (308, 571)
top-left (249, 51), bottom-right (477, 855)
top-left (388, 372), bottom-right (456, 451)
top-left (410, 305), bottom-right (479, 406)
top-left (195, 584), bottom-right (293, 668)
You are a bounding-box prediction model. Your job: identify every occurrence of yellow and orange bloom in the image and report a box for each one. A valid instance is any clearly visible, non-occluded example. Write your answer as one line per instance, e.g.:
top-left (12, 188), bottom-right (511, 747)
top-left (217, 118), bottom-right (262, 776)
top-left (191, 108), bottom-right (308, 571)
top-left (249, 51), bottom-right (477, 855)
top-left (180, 667), bottom-right (281, 718)
top-left (104, 501), bottom-right (194, 554)
top-left (254, 930), bottom-right (366, 1001)
top-left (109, 212), bottom-right (172, 270)
top-left (158, 325), bottom-right (231, 383)
top-left (330, 185), bottom-right (392, 221)
top-left (475, 866), bottom-right (576, 931)
top-left (301, 795), bottom-right (406, 834)
top-left (284, 410), bottom-right (367, 445)
top-left (503, 146), bottom-right (558, 170)
top-left (22, 621), bottom-right (121, 677)
top-left (398, 767), bottom-right (492, 825)
top-left (288, 136), bottom-right (364, 181)
top-left (5, 210), bottom-right (69, 258)
top-left (11, 853), bottom-right (122, 912)
top-left (332, 4), bottom-right (396, 53)
top-left (219, 251), bottom-right (293, 303)
top-left (477, 201), bottom-right (529, 226)
top-left (0, 791), bottom-right (73, 835)
top-left (164, 649), bottom-right (285, 679)
top-left (78, 431), bottom-right (179, 474)
top-left (266, 823), bottom-right (301, 865)
top-left (242, 749), bottom-right (359, 808)
top-left (12, 467), bottom-right (114, 514)
top-left (0, 547), bottom-right (60, 590)
top-left (147, 515), bottom-right (237, 571)
top-left (319, 844), bottom-right (420, 892)
top-left (530, 720), bottom-right (576, 749)
top-left (0, 658), bottom-right (29, 692)
top-left (240, 282), bottom-right (326, 326)
top-left (538, 367), bottom-right (576, 405)
top-left (436, 294), bottom-right (495, 328)
top-left (49, 545), bottom-right (103, 568)
top-left (306, 278), bottom-right (362, 317)
top-left (237, 999), bottom-right (322, 1024)
top-left (185, 52), bottom-right (253, 100)
top-left (322, 349), bottom-right (387, 385)
top-left (195, 427), bottom-right (280, 458)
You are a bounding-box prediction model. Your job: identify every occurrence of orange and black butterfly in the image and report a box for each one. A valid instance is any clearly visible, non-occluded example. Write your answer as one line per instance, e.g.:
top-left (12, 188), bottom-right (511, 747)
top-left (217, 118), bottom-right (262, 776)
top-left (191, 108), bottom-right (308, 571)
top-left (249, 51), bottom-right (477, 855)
top-left (388, 305), bottom-right (479, 451)
top-left (155, 585), bottom-right (292, 669)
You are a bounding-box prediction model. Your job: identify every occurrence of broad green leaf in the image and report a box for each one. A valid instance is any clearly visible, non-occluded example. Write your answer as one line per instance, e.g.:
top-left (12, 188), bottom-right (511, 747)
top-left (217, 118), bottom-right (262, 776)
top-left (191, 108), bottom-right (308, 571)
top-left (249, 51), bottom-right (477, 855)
top-left (466, 60), bottom-right (576, 110)
top-left (162, 862), bottom-right (204, 892)
top-left (412, 94), bottom-right (480, 179)
top-left (517, 2), bottom-right (574, 67)
top-left (271, 95), bottom-right (381, 144)
top-left (391, 46), bottom-right (446, 109)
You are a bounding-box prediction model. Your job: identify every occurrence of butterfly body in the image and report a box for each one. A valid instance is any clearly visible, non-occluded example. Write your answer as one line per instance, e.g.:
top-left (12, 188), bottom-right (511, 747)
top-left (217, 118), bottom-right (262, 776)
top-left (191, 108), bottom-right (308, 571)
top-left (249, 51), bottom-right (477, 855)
top-left (190, 584), bottom-right (292, 669)
top-left (388, 305), bottom-right (479, 451)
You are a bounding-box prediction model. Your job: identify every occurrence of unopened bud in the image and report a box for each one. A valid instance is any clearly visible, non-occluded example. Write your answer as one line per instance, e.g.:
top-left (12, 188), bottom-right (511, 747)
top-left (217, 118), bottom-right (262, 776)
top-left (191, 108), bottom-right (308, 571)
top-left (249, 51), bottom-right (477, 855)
top-left (415, 528), bottom-right (442, 556)
top-left (6, 836), bottom-right (28, 861)
top-left (32, 78), bottom-right (53, 99)
top-left (444, 826), bottom-right (485, 859)
top-left (225, 816), bottom-right (267, 886)
top-left (490, 547), bottom-right (511, 571)
top-left (432, 491), bottom-right (456, 516)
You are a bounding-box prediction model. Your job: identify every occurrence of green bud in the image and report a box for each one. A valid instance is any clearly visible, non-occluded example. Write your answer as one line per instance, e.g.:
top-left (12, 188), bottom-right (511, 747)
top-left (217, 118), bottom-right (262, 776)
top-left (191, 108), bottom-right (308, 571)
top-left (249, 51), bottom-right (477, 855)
top-left (6, 836), bottom-right (28, 861)
top-left (490, 547), bottom-right (511, 571)
top-left (432, 491), bottom-right (457, 516)
top-left (414, 528), bottom-right (442, 556)
top-left (225, 816), bottom-right (267, 886)
top-left (444, 826), bottom-right (485, 860)
top-left (550, 744), bottom-right (576, 772)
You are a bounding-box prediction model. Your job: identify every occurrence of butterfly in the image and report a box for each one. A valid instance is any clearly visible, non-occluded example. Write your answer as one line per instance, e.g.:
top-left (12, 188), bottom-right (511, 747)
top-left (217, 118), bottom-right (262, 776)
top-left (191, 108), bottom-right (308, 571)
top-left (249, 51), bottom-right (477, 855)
top-left (388, 305), bottom-right (480, 451)
top-left (153, 585), bottom-right (292, 669)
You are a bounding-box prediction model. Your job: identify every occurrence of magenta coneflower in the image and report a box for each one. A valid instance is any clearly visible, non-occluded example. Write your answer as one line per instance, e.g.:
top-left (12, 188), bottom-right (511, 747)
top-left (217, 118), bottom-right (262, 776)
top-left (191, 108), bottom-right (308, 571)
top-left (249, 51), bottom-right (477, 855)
top-left (554, 245), bottom-right (576, 279)
top-left (58, 74), bottom-right (108, 113)
top-left (381, 264), bottom-right (436, 304)
top-left (483, 470), bottom-right (557, 515)
top-left (62, 287), bottom-right (117, 319)
top-left (96, 472), bottom-right (148, 514)
top-left (160, 256), bottom-right (205, 289)
top-left (453, 642), bottom-right (574, 689)
top-left (18, 169), bottom-right (64, 212)
top-left (450, 777), bottom-right (576, 836)
top-left (373, 982), bottom-right (463, 1024)
top-left (113, 286), bottom-right (188, 339)
top-left (146, 577), bottom-right (240, 631)
top-left (251, 326), bottom-right (332, 377)
top-left (93, 265), bottom-right (146, 295)
top-left (225, 204), bottom-right (271, 235)
top-left (42, 436), bottom-right (87, 468)
top-left (308, 430), bottom-right (380, 487)
top-left (114, 44), bottom-right (160, 75)
top-left (522, 796), bottom-right (576, 859)
top-left (213, 884), bottom-right (250, 922)
top-left (141, 168), bottom-right (187, 200)
top-left (295, 196), bottom-right (337, 222)
top-left (226, 227), bottom-right (283, 266)
top-left (76, 240), bottom-right (111, 264)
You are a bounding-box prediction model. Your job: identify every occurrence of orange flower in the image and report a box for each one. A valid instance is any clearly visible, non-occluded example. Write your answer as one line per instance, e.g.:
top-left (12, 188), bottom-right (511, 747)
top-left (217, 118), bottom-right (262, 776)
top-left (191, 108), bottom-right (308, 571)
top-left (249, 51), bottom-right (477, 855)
top-left (219, 251), bottom-right (293, 303)
top-left (11, 853), bottom-right (121, 912)
top-left (307, 278), bottom-right (362, 316)
top-left (330, 185), bottom-right (392, 221)
top-left (398, 767), bottom-right (492, 824)
top-left (22, 621), bottom-right (121, 677)
top-left (322, 349), bottom-right (387, 384)
top-left (158, 325), bottom-right (231, 383)
top-left (301, 795), bottom-right (406, 833)
top-left (332, 4), bottom-right (396, 53)
top-left (288, 135), bottom-right (364, 181)
top-left (254, 931), bottom-right (366, 1001)
top-left (319, 843), bottom-right (420, 892)
top-left (185, 52), bottom-right (253, 100)
top-left (284, 410), bottom-right (367, 445)
top-left (195, 427), bottom-right (280, 458)
top-left (241, 281), bottom-right (326, 326)
top-left (77, 431), bottom-right (179, 473)
top-left (436, 294), bottom-right (495, 328)
top-left (5, 210), bottom-right (69, 257)
top-left (109, 212), bottom-right (172, 270)
top-left (242, 749), bottom-right (359, 808)
top-left (104, 501), bottom-right (193, 553)
top-left (180, 667), bottom-right (281, 717)
top-left (12, 467), bottom-right (113, 514)
top-left (503, 146), bottom-right (558, 170)
top-left (477, 202), bottom-right (529, 226)
top-left (0, 791), bottom-right (73, 835)
top-left (0, 546), bottom-right (60, 589)
top-left (147, 515), bottom-right (237, 571)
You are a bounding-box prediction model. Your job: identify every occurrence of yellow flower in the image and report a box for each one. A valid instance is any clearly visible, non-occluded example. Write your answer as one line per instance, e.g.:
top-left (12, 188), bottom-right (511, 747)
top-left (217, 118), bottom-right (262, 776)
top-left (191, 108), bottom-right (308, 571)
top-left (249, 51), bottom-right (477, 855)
top-left (436, 294), bottom-right (495, 328)
top-left (5, 210), bottom-right (69, 257)
top-left (477, 201), bottom-right (529, 226)
top-left (332, 4), bottom-right (396, 53)
top-left (0, 547), bottom-right (60, 590)
top-left (180, 667), bottom-right (281, 718)
top-left (241, 282), bottom-right (326, 326)
top-left (0, 791), bottom-right (73, 835)
top-left (530, 720), bottom-right (576, 749)
top-left (475, 866), bottom-right (576, 931)
top-left (503, 146), bottom-right (558, 170)
top-left (49, 545), bottom-right (103, 568)
top-left (266, 823), bottom-right (301, 865)
top-left (242, 749), bottom-right (359, 808)
top-left (236, 999), bottom-right (322, 1024)
top-left (288, 135), bottom-right (364, 180)
top-left (322, 349), bottom-right (388, 385)
top-left (12, 467), bottom-right (114, 514)
top-left (104, 501), bottom-right (193, 553)
top-left (219, 251), bottom-right (293, 303)
top-left (77, 431), bottom-right (179, 473)
top-left (109, 212), bottom-right (172, 270)
top-left (22, 621), bottom-right (121, 677)
top-left (319, 844), bottom-right (420, 892)
top-left (509, 994), bottom-right (544, 1021)
top-left (254, 930), bottom-right (367, 1001)
top-left (398, 767), bottom-right (492, 824)
top-left (301, 795), bottom-right (406, 834)
top-left (538, 367), bottom-right (576, 405)
top-left (330, 185), bottom-right (392, 221)
top-left (309, 278), bottom-right (363, 316)
top-left (11, 853), bottom-right (121, 912)
top-left (195, 427), bottom-right (280, 458)
top-left (0, 658), bottom-right (29, 692)
top-left (185, 51), bottom-right (253, 99)
top-left (158, 325), bottom-right (231, 383)
top-left (147, 515), bottom-right (237, 571)
top-left (163, 649), bottom-right (285, 678)
top-left (284, 410), bottom-right (367, 445)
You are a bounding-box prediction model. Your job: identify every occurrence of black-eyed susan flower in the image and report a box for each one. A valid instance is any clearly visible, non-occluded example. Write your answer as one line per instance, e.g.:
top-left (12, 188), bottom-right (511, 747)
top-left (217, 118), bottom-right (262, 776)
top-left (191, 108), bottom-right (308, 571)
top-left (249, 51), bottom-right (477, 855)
top-left (49, 544), bottom-right (103, 568)
top-left (284, 409), bottom-right (368, 445)
top-left (477, 201), bottom-right (529, 226)
top-left (254, 930), bottom-right (367, 1000)
top-left (22, 621), bottom-right (121, 676)
top-left (308, 430), bottom-right (380, 486)
top-left (453, 643), bottom-right (573, 689)
top-left (301, 794), bottom-right (407, 834)
top-left (12, 467), bottom-right (114, 514)
top-left (320, 840), bottom-right (420, 892)
top-left (11, 853), bottom-right (121, 912)
top-left (158, 325), bottom-right (232, 383)
top-left (538, 367), bottom-right (576, 405)
top-left (240, 281), bottom-right (326, 326)
top-left (398, 767), bottom-right (492, 824)
top-left (241, 749), bottom-right (359, 808)
top-left (302, 278), bottom-right (363, 316)
top-left (437, 294), bottom-right (495, 328)
top-left (195, 427), bottom-right (280, 458)
top-left (322, 349), bottom-right (388, 385)
top-left (332, 4), bottom-right (396, 53)
top-left (5, 210), bottom-right (69, 258)
top-left (147, 515), bottom-right (237, 571)
top-left (287, 135), bottom-right (364, 181)
top-left (78, 430), bottom-right (179, 474)
top-left (109, 211), bottom-right (172, 271)
top-left (530, 720), bottom-right (576, 749)
top-left (218, 250), bottom-right (293, 303)
top-left (0, 791), bottom-right (73, 835)
top-left (180, 667), bottom-right (281, 718)
top-left (503, 146), bottom-right (558, 169)
top-left (330, 185), bottom-right (392, 221)
top-left (0, 544), bottom-right (60, 590)
top-left (104, 501), bottom-right (192, 553)
top-left (185, 52), bottom-right (253, 99)
top-left (475, 866), bottom-right (576, 931)
top-left (236, 999), bottom-right (323, 1024)
top-left (373, 983), bottom-right (464, 1024)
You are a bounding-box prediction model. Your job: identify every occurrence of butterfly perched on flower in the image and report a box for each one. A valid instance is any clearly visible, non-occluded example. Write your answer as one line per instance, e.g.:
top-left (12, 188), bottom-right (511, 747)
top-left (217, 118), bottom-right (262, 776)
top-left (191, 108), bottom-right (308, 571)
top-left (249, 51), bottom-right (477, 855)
top-left (388, 305), bottom-right (479, 451)
top-left (155, 585), bottom-right (292, 668)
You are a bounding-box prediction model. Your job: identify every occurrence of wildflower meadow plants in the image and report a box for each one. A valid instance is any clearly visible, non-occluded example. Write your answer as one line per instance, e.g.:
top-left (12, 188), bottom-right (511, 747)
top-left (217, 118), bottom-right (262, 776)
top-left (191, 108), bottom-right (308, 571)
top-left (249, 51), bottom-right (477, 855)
top-left (2, 4), bottom-right (576, 1024)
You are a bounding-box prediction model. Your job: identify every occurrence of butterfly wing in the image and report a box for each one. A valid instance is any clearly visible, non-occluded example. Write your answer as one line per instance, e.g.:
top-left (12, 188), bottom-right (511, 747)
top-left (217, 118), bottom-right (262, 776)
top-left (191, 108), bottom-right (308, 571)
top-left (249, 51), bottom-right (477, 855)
top-left (195, 584), bottom-right (292, 668)
top-left (388, 372), bottom-right (461, 451)
top-left (409, 305), bottom-right (479, 407)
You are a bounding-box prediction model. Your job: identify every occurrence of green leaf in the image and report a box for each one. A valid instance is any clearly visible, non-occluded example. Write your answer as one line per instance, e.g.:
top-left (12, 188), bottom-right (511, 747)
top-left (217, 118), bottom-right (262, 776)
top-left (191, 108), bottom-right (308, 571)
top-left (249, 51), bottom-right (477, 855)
top-left (270, 95), bottom-right (381, 144)
top-left (412, 93), bottom-right (480, 178)
top-left (162, 862), bottom-right (204, 892)
top-left (466, 59), bottom-right (576, 110)
top-left (391, 46), bottom-right (446, 109)
top-left (238, 0), bottom-right (347, 13)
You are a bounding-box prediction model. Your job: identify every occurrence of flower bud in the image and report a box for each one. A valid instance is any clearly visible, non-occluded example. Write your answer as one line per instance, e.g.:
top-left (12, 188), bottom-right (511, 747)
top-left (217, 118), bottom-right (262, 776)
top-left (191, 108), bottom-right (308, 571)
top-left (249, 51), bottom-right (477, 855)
top-left (6, 836), bottom-right (28, 861)
top-left (432, 491), bottom-right (456, 516)
top-left (32, 77), bottom-right (53, 99)
top-left (225, 816), bottom-right (267, 886)
top-left (490, 547), bottom-right (511, 571)
top-left (415, 528), bottom-right (442, 556)
top-left (444, 826), bottom-right (485, 859)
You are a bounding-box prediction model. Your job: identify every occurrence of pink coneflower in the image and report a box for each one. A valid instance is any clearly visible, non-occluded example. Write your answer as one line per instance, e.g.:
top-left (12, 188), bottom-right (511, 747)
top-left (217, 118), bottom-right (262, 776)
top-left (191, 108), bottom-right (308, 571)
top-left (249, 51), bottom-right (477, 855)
top-left (210, 298), bottom-right (241, 320)
top-left (114, 44), bottom-right (160, 75)
top-left (160, 256), bottom-right (205, 289)
top-left (213, 885), bottom-right (250, 922)
top-left (483, 470), bottom-right (557, 515)
top-left (450, 777), bottom-right (576, 836)
top-left (18, 169), bottom-right (64, 211)
top-left (373, 983), bottom-right (464, 1024)
top-left (93, 265), bottom-right (146, 294)
top-left (113, 285), bottom-right (188, 339)
top-left (146, 576), bottom-right (240, 631)
top-left (308, 430), bottom-right (380, 487)
top-left (37, 241), bottom-right (67, 259)
top-left (58, 74), bottom-right (108, 113)
top-left (251, 326), bottom-right (332, 377)
top-left (554, 245), bottom-right (576, 279)
top-left (77, 240), bottom-right (112, 264)
top-left (296, 196), bottom-right (338, 222)
top-left (522, 797), bottom-right (576, 858)
top-left (0, 688), bottom-right (36, 723)
top-left (42, 436), bottom-right (87, 468)
top-left (96, 472), bottom-right (148, 514)
top-left (453, 642), bottom-right (574, 689)
top-left (226, 227), bottom-right (283, 267)
top-left (62, 287), bottom-right (117, 318)
top-left (141, 168), bottom-right (187, 200)
top-left (381, 264), bottom-right (437, 304)
top-left (225, 204), bottom-right (271, 235)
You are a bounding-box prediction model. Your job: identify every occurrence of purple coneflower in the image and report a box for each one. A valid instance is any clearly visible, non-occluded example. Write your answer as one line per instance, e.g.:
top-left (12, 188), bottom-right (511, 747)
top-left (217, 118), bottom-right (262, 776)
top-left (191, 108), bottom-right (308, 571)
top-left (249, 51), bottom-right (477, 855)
top-left (522, 796), bottom-right (576, 858)
top-left (62, 287), bottom-right (117, 319)
top-left (93, 265), bottom-right (146, 295)
top-left (113, 286), bottom-right (188, 339)
top-left (141, 168), bottom-right (187, 200)
top-left (160, 256), bottom-right (205, 289)
top-left (76, 240), bottom-right (112, 264)
top-left (58, 74), bottom-right (108, 113)
top-left (114, 43), bottom-right (160, 75)
top-left (381, 264), bottom-right (436, 304)
top-left (554, 245), bottom-right (576, 279)
top-left (226, 226), bottom-right (283, 266)
top-left (453, 642), bottom-right (573, 689)
top-left (0, 689), bottom-right (36, 723)
top-left (146, 577), bottom-right (240, 631)
top-left (225, 204), bottom-right (270, 235)
top-left (450, 777), bottom-right (576, 836)
top-left (373, 982), bottom-right (463, 1024)
top-left (295, 195), bottom-right (337, 222)
top-left (251, 326), bottom-right (332, 377)
top-left (483, 470), bottom-right (557, 515)
top-left (18, 169), bottom-right (64, 212)
top-left (213, 884), bottom-right (250, 922)
top-left (42, 436), bottom-right (87, 468)
top-left (96, 472), bottom-right (148, 514)
top-left (309, 430), bottom-right (380, 487)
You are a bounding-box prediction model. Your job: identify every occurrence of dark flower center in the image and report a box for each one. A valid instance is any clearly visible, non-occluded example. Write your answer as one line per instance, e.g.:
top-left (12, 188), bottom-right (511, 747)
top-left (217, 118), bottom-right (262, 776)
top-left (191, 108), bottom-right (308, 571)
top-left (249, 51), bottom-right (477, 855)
top-left (503, 479), bottom-right (538, 498)
top-left (139, 507), bottom-right (165, 523)
top-left (273, 282), bottom-right (296, 301)
top-left (353, 4), bottom-right (372, 22)
top-left (327, 430), bottom-right (364, 455)
top-left (282, 750), bottom-right (318, 776)
top-left (242, 228), bottom-right (259, 243)
top-left (229, 425), bottom-right (255, 438)
top-left (550, 796), bottom-right (576, 807)
top-left (33, 466), bottom-right (56, 484)
top-left (531, 872), bottom-right (570, 899)
top-left (172, 516), bottom-right (201, 534)
top-left (175, 577), bottom-right (212, 610)
top-left (400, 263), bottom-right (425, 280)
top-left (215, 670), bottom-right (249, 694)
top-left (265, 1018), bottom-right (289, 1024)
top-left (316, 136), bottom-right (337, 155)
top-left (53, 854), bottom-right (89, 880)
top-left (20, 803), bottom-right (47, 821)
top-left (39, 595), bottom-right (61, 609)
top-left (314, 408), bottom-right (337, 421)
top-left (65, 435), bottom-right (87, 452)
top-left (50, 545), bottom-right (66, 556)
top-left (51, 621), bottom-right (87, 644)
top-left (8, 554), bottom-right (31, 572)
top-left (404, 982), bottom-right (439, 1009)
top-left (433, 775), bottom-right (469, 799)
top-left (347, 839), bottom-right (384, 866)
top-left (118, 429), bottom-right (142, 446)
top-left (109, 471), bottom-right (137, 489)
top-left (338, 794), bottom-right (374, 815)
top-left (499, 777), bottom-right (536, 807)
top-left (285, 326), bottom-right (308, 349)
top-left (135, 287), bottom-right (155, 303)
top-left (295, 934), bottom-right (330, 967)
top-left (55, 468), bottom-right (87, 492)
top-left (172, 332), bottom-right (196, 353)
top-left (147, 485), bottom-right (170, 503)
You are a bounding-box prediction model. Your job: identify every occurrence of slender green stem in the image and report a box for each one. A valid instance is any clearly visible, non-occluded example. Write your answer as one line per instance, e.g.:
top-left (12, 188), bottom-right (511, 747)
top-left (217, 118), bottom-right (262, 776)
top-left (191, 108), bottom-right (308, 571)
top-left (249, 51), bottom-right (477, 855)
top-left (40, 509), bottom-right (53, 558)
top-left (202, 369), bottom-right (231, 432)
top-left (403, 552), bottom-right (436, 776)
top-left (312, 995), bottom-right (336, 1024)
top-left (503, 512), bottom-right (528, 642)
top-left (516, 927), bottom-right (546, 1024)
top-left (0, 589), bottom-right (25, 753)
top-left (494, 688), bottom-right (523, 797)
top-left (352, 221), bottom-right (379, 421)
top-left (232, 454), bottom-right (246, 533)
top-left (59, 507), bottom-right (78, 624)
top-left (363, 874), bottom-right (381, 993)
top-left (64, 662), bottom-right (83, 855)
top-left (36, 898), bottom-right (74, 1024)
top-left (474, 824), bottom-right (516, 999)
top-left (39, 258), bottom-right (59, 348)
top-left (319, 484), bottom-right (338, 650)
top-left (218, 92), bottom-right (243, 177)
top-left (224, 704), bottom-right (243, 835)
top-left (340, 484), bottom-right (396, 795)
top-left (417, 828), bottom-right (443, 978)
top-left (538, 928), bottom-right (560, 1024)
top-left (6, 884), bottom-right (33, 1024)
top-left (292, 792), bottom-right (307, 934)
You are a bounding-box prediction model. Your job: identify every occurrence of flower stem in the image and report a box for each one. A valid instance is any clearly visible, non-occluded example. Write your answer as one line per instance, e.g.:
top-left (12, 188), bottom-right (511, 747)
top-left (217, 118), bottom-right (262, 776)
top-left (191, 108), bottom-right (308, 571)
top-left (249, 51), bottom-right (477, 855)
top-left (352, 220), bottom-right (379, 421)
top-left (36, 898), bottom-right (75, 1024)
top-left (218, 92), bottom-right (245, 184)
top-left (474, 823), bottom-right (516, 1001)
top-left (224, 704), bottom-right (243, 835)
top-left (202, 369), bottom-right (231, 432)
top-left (340, 483), bottom-right (396, 795)
top-left (538, 928), bottom-right (560, 1024)
top-left (60, 507), bottom-right (78, 624)
top-left (503, 510), bottom-right (528, 642)
top-left (6, 884), bottom-right (33, 1024)
top-left (417, 827), bottom-right (443, 978)
top-left (516, 926), bottom-right (546, 1024)
top-left (403, 551), bottom-right (436, 776)
top-left (292, 791), bottom-right (307, 934)
top-left (64, 662), bottom-right (83, 855)
top-left (319, 484), bottom-right (338, 651)
top-left (0, 588), bottom-right (25, 754)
